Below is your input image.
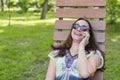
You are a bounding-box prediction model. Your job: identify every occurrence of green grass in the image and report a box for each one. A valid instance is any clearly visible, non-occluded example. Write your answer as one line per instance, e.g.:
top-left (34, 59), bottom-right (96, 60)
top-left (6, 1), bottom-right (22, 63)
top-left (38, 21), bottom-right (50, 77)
top-left (0, 11), bottom-right (55, 80)
top-left (0, 10), bottom-right (120, 80)
top-left (104, 23), bottom-right (120, 80)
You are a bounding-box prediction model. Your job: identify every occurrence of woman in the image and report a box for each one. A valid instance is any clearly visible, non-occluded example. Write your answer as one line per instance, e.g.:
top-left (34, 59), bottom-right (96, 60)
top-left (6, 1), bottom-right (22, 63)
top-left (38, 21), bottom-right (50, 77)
top-left (45, 18), bottom-right (105, 80)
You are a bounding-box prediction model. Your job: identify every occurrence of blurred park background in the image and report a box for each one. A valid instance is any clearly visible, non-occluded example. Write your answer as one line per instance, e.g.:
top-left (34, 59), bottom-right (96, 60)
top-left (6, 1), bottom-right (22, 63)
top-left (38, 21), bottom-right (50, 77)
top-left (0, 0), bottom-right (120, 80)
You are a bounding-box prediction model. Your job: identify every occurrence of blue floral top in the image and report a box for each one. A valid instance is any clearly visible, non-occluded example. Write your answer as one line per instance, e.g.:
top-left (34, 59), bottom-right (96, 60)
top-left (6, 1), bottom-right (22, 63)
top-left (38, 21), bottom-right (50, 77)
top-left (48, 49), bottom-right (104, 80)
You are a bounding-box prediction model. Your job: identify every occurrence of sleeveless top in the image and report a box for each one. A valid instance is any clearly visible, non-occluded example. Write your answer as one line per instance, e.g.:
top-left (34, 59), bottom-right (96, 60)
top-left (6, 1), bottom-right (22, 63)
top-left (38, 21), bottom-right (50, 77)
top-left (48, 49), bottom-right (104, 80)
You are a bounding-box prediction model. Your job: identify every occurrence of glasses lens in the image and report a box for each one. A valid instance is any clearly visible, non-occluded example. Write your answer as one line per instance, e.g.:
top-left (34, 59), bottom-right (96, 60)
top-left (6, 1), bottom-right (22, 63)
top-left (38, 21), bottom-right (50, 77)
top-left (73, 24), bottom-right (89, 31)
top-left (73, 24), bottom-right (79, 29)
top-left (80, 25), bottom-right (88, 31)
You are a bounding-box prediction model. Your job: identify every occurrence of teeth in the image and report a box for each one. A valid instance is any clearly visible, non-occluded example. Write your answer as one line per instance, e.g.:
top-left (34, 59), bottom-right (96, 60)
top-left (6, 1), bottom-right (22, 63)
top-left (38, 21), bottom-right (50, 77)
top-left (75, 33), bottom-right (82, 36)
top-left (74, 31), bottom-right (83, 36)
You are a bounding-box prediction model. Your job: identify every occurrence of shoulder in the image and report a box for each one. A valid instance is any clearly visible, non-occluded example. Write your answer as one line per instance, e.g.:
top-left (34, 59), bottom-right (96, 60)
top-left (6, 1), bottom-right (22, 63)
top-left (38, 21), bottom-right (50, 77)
top-left (87, 50), bottom-right (104, 69)
top-left (95, 50), bottom-right (104, 69)
top-left (87, 50), bottom-right (102, 58)
top-left (48, 50), bottom-right (60, 61)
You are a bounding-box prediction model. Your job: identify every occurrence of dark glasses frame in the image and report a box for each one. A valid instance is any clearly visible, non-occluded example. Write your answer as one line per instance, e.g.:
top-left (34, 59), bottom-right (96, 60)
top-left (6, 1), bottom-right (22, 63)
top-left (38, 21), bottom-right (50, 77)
top-left (73, 24), bottom-right (89, 31)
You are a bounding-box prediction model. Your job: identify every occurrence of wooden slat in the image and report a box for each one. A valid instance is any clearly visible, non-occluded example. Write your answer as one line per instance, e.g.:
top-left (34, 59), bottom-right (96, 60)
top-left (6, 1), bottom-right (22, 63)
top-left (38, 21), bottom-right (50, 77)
top-left (98, 45), bottom-right (105, 52)
top-left (53, 42), bottom-right (105, 52)
top-left (54, 31), bottom-right (105, 42)
top-left (55, 20), bottom-right (106, 30)
top-left (57, 0), bottom-right (106, 6)
top-left (56, 8), bottom-right (106, 18)
top-left (93, 70), bottom-right (104, 80)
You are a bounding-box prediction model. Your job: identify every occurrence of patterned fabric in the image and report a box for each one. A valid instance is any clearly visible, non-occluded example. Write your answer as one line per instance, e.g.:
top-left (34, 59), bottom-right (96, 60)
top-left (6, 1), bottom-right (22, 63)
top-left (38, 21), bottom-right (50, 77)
top-left (48, 49), bottom-right (104, 80)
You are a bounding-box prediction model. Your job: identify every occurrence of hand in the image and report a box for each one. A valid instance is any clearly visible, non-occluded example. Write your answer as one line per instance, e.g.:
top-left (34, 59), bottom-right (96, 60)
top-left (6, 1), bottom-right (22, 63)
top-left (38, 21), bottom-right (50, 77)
top-left (79, 32), bottom-right (90, 47)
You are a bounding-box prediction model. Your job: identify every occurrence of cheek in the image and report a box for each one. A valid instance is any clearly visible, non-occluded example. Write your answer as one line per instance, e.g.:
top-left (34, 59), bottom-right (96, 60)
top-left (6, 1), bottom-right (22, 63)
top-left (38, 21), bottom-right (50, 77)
top-left (71, 30), bottom-right (75, 38)
top-left (71, 30), bottom-right (83, 40)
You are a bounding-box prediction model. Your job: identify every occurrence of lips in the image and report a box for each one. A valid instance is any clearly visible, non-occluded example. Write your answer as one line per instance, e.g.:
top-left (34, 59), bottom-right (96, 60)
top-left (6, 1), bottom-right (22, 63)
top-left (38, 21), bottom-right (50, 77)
top-left (74, 32), bottom-right (83, 36)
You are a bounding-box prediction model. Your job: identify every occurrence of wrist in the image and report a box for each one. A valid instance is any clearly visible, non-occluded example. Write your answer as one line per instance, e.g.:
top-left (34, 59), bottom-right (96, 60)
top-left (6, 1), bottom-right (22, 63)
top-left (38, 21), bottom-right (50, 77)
top-left (79, 46), bottom-right (85, 52)
top-left (79, 44), bottom-right (85, 48)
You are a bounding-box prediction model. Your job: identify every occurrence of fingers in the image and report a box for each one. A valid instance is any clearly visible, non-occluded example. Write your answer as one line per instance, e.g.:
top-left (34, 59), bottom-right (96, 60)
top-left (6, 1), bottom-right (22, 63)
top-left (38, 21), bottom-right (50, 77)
top-left (83, 32), bottom-right (90, 40)
top-left (86, 32), bottom-right (90, 40)
top-left (80, 32), bottom-right (90, 46)
top-left (83, 32), bottom-right (90, 44)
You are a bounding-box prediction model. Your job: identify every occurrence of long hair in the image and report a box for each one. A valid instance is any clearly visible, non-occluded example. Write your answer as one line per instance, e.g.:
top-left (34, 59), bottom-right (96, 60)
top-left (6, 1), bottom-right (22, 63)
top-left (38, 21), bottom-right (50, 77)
top-left (51, 18), bottom-right (105, 71)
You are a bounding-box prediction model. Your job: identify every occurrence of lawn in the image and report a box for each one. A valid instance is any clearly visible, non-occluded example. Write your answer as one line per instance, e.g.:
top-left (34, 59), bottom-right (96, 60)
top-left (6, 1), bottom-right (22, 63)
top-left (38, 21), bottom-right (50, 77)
top-left (0, 11), bottom-right (120, 80)
top-left (0, 11), bottom-right (55, 80)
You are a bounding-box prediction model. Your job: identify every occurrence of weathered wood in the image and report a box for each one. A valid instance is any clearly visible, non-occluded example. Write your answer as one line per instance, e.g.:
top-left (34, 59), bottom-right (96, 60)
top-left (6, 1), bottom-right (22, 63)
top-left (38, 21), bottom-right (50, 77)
top-left (55, 20), bottom-right (106, 30)
top-left (53, 42), bottom-right (105, 52)
top-left (56, 8), bottom-right (106, 18)
top-left (54, 31), bottom-right (105, 42)
top-left (98, 45), bottom-right (105, 52)
top-left (57, 0), bottom-right (106, 6)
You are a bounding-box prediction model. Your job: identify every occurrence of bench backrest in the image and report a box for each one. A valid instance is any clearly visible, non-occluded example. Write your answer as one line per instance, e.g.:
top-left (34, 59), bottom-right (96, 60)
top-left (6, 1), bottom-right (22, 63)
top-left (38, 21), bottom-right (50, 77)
top-left (53, 0), bottom-right (106, 80)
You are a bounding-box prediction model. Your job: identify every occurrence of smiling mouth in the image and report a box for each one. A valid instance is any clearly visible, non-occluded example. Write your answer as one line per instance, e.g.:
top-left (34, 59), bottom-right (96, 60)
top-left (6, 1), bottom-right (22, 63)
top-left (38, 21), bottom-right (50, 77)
top-left (74, 32), bottom-right (82, 36)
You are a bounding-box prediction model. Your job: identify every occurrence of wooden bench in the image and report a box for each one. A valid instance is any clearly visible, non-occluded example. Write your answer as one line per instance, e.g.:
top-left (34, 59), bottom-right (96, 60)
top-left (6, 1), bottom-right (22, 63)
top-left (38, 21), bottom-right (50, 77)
top-left (53, 0), bottom-right (106, 80)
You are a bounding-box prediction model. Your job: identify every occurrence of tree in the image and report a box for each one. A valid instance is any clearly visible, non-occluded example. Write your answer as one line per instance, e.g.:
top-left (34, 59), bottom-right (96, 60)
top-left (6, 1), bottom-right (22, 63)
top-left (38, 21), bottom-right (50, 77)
top-left (41, 0), bottom-right (48, 19)
top-left (0, 0), bottom-right (4, 11)
top-left (107, 0), bottom-right (118, 24)
top-left (6, 0), bottom-right (10, 8)
top-left (17, 0), bottom-right (29, 12)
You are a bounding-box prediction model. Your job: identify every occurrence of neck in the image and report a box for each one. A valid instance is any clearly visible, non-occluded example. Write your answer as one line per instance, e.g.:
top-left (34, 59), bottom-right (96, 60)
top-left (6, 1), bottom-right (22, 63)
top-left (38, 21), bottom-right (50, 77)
top-left (70, 41), bottom-right (80, 56)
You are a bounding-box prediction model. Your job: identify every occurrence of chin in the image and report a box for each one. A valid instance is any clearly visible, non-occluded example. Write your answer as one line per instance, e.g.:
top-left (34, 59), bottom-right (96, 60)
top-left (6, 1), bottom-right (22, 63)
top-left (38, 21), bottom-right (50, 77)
top-left (71, 33), bottom-right (83, 42)
top-left (73, 37), bottom-right (82, 42)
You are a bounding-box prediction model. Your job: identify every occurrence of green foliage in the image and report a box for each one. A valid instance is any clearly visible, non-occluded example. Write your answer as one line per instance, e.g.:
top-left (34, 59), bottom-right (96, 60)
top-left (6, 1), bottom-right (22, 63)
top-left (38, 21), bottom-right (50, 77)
top-left (47, 2), bottom-right (55, 11)
top-left (37, 0), bottom-right (44, 4)
top-left (117, 0), bottom-right (120, 19)
top-left (17, 0), bottom-right (30, 12)
top-left (107, 0), bottom-right (118, 24)
top-left (9, 1), bottom-right (17, 7)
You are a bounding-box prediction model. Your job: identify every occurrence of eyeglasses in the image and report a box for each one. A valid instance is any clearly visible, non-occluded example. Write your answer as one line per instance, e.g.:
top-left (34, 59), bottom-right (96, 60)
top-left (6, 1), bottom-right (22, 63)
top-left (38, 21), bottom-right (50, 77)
top-left (73, 24), bottom-right (89, 31)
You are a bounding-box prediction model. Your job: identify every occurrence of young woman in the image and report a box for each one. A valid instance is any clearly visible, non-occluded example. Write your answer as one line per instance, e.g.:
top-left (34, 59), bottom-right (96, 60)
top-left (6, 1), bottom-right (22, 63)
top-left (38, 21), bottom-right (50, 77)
top-left (45, 18), bottom-right (105, 80)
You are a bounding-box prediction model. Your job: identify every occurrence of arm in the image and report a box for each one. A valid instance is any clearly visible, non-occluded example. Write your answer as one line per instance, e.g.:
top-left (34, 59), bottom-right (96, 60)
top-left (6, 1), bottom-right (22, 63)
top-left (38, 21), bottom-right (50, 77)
top-left (78, 32), bottom-right (101, 78)
top-left (45, 59), bottom-right (56, 80)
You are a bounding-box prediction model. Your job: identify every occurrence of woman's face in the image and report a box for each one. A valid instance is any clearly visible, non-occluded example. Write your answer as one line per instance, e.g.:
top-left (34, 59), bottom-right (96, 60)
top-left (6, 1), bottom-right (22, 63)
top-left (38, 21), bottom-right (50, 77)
top-left (71, 20), bottom-right (90, 42)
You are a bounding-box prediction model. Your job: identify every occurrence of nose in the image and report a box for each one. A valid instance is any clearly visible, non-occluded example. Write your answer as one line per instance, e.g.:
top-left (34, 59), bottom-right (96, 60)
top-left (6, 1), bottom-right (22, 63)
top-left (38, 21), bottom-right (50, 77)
top-left (76, 27), bottom-right (82, 31)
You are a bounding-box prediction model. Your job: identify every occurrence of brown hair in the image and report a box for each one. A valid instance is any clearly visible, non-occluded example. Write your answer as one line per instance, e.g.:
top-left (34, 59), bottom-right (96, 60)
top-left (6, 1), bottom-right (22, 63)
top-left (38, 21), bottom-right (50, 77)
top-left (51, 18), bottom-right (105, 71)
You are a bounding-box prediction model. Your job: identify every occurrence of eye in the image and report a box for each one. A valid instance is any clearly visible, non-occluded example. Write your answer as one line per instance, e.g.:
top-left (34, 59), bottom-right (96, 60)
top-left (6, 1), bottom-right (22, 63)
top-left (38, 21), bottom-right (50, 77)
top-left (80, 25), bottom-right (88, 31)
top-left (82, 25), bottom-right (87, 27)
top-left (74, 24), bottom-right (80, 29)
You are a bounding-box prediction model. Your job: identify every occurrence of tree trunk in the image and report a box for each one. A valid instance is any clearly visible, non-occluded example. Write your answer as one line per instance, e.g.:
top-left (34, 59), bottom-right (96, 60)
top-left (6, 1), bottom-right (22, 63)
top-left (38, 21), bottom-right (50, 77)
top-left (0, 0), bottom-right (4, 11)
top-left (6, 0), bottom-right (10, 8)
top-left (41, 0), bottom-right (48, 19)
